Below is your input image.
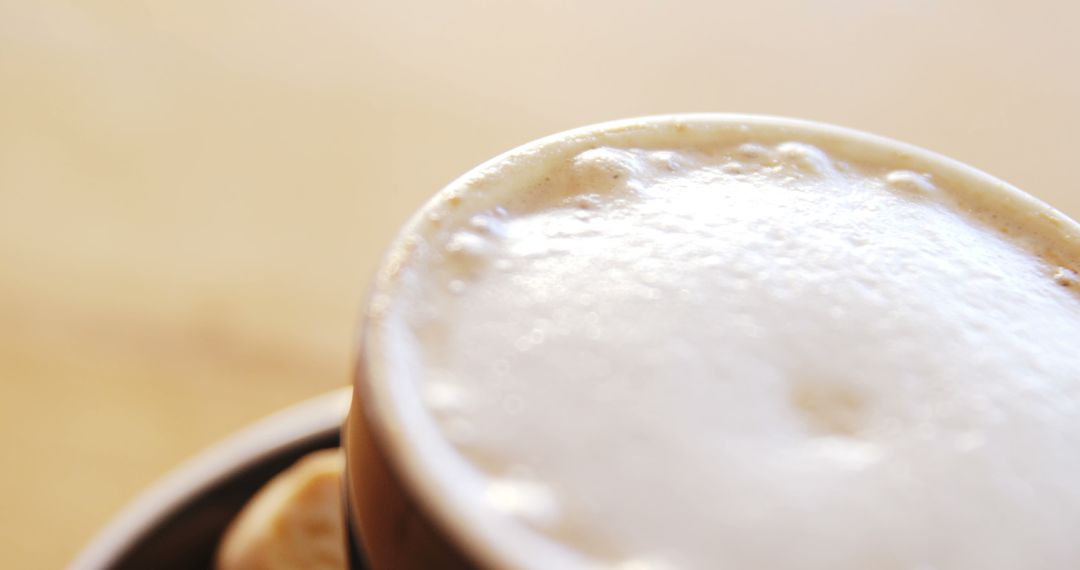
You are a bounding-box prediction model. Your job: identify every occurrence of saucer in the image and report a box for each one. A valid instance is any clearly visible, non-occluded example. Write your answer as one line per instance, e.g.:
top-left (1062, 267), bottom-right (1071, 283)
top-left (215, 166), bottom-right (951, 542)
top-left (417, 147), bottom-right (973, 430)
top-left (70, 388), bottom-right (353, 570)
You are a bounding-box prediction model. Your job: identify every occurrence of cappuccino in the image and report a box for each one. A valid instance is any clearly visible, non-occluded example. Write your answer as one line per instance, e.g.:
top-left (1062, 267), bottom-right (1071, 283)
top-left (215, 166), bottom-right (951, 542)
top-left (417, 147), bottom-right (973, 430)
top-left (356, 116), bottom-right (1080, 570)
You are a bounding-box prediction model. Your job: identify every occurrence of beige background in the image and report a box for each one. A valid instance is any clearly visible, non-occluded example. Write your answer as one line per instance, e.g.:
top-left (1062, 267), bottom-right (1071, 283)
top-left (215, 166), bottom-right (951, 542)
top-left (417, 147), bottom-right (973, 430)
top-left (2, 1), bottom-right (1078, 567)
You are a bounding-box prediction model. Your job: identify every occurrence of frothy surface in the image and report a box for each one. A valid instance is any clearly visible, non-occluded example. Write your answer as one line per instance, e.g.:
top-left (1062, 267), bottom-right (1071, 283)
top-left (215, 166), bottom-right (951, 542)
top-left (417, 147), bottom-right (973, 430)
top-left (375, 122), bottom-right (1080, 570)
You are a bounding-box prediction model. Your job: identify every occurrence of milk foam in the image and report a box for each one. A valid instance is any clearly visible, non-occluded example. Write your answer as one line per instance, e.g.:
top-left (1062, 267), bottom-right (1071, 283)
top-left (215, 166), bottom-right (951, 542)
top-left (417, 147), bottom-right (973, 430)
top-left (375, 120), bottom-right (1080, 570)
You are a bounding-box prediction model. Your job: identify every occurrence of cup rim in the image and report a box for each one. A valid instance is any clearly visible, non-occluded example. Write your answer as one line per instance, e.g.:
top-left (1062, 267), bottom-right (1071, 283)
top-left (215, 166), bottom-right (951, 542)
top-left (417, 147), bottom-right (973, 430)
top-left (69, 387), bottom-right (351, 570)
top-left (354, 113), bottom-right (1080, 570)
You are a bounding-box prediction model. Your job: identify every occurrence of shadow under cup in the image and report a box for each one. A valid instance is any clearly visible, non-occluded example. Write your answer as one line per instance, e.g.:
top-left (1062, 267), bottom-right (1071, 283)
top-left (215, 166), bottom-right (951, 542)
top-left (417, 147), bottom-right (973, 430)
top-left (341, 114), bottom-right (1080, 570)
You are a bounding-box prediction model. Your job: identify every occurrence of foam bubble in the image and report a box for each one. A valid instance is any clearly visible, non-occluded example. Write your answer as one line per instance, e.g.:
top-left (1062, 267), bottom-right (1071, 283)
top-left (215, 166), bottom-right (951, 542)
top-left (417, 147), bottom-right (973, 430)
top-left (571, 148), bottom-right (646, 194)
top-left (1054, 267), bottom-right (1078, 287)
top-left (777, 142), bottom-right (834, 175)
top-left (468, 213), bottom-right (505, 236)
top-left (885, 170), bottom-right (936, 196)
top-left (486, 479), bottom-right (560, 527)
top-left (720, 161), bottom-right (746, 175)
top-left (646, 150), bottom-right (682, 172)
top-left (424, 381), bottom-right (468, 412)
top-left (443, 230), bottom-right (497, 276)
top-left (446, 231), bottom-right (490, 256)
top-left (734, 142), bottom-right (776, 164)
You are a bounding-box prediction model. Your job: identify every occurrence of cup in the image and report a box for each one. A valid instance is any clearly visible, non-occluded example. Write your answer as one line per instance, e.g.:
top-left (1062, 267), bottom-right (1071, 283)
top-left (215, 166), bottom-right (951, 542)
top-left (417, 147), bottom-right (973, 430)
top-left (343, 114), bottom-right (1080, 570)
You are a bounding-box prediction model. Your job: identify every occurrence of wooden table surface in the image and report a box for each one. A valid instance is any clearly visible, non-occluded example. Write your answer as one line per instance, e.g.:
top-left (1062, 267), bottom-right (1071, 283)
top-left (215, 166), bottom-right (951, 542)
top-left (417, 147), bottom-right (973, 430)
top-left (2, 1), bottom-right (1078, 567)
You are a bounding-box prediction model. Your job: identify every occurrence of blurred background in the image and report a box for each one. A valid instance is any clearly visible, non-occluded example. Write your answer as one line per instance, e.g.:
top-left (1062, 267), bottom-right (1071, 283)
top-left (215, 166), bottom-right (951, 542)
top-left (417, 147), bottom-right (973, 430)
top-left (2, 0), bottom-right (1078, 567)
